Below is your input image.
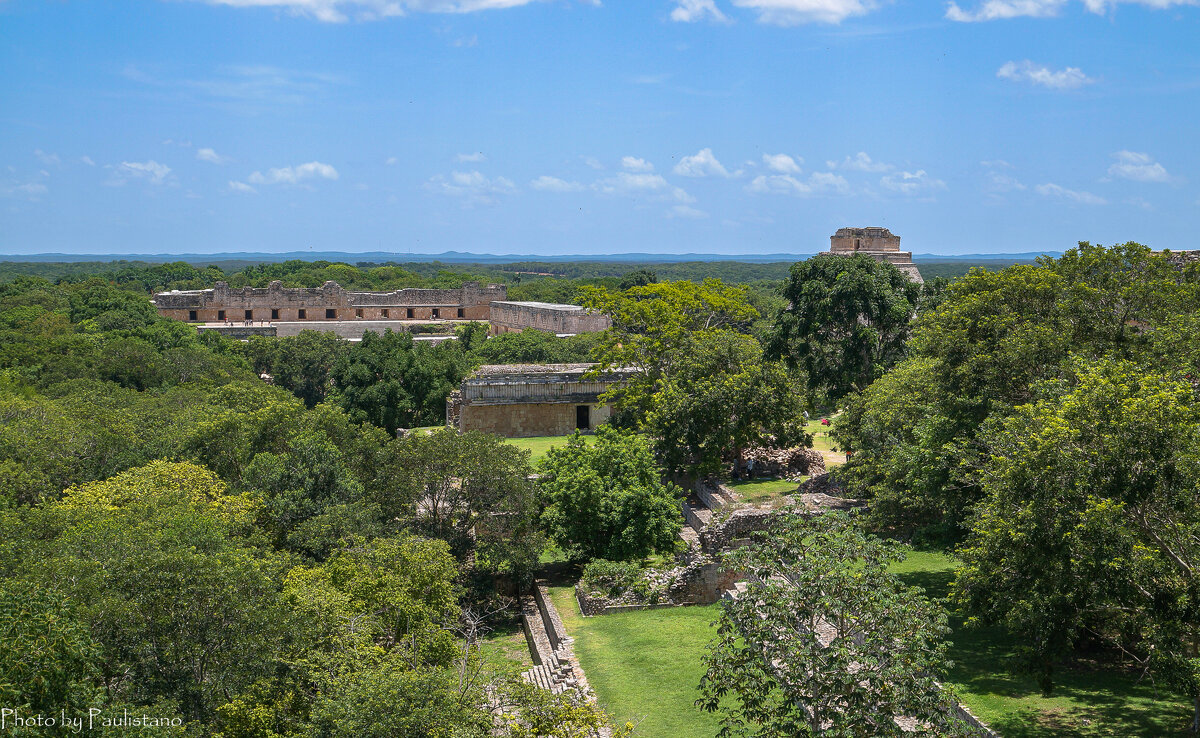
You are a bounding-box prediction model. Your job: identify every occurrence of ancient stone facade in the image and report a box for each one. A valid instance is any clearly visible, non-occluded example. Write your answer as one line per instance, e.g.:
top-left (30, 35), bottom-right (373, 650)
top-left (153, 280), bottom-right (505, 323)
top-left (488, 301), bottom-right (612, 335)
top-left (821, 226), bottom-right (923, 283)
top-left (447, 363), bottom-right (634, 438)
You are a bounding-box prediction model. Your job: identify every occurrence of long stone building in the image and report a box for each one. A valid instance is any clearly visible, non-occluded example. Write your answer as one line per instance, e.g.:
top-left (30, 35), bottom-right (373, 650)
top-left (821, 227), bottom-right (923, 283)
top-left (446, 363), bottom-right (635, 438)
top-left (153, 280), bottom-right (506, 323)
top-left (488, 301), bottom-right (612, 335)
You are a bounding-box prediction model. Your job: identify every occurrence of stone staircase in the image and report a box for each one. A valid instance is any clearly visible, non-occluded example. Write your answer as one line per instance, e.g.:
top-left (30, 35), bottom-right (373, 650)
top-left (519, 581), bottom-right (593, 698)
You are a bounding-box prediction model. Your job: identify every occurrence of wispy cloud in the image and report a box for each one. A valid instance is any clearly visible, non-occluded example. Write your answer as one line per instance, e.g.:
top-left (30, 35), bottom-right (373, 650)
top-left (622, 156), bottom-right (655, 173)
top-left (124, 63), bottom-right (339, 107)
top-left (108, 160), bottom-right (173, 186)
top-left (183, 0), bottom-right (587, 23)
top-left (746, 171), bottom-right (849, 196)
top-left (668, 204), bottom-right (710, 219)
top-left (1106, 150), bottom-right (1173, 183)
top-left (228, 180), bottom-right (257, 194)
top-left (595, 171), bottom-right (694, 203)
top-left (827, 151), bottom-right (892, 172)
top-left (425, 170), bottom-right (516, 205)
top-left (997, 60), bottom-right (1094, 90)
top-left (674, 148), bottom-right (733, 177)
top-left (880, 169), bottom-right (946, 195)
top-left (1035, 182), bottom-right (1106, 205)
top-left (196, 147), bottom-right (231, 164)
top-left (456, 152), bottom-right (486, 163)
top-left (670, 0), bottom-right (730, 23)
top-left (530, 175), bottom-right (584, 192)
top-left (763, 153), bottom-right (802, 174)
top-left (947, 0), bottom-right (1198, 22)
top-left (731, 0), bottom-right (879, 25)
top-left (245, 161), bottom-right (339, 185)
top-left (1, 182), bottom-right (49, 199)
top-left (34, 150), bottom-right (61, 166)
top-left (80, 156), bottom-right (96, 167)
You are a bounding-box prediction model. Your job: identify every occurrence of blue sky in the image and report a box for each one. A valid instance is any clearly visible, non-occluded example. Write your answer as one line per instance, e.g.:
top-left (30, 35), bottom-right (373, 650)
top-left (1, 0), bottom-right (1197, 257)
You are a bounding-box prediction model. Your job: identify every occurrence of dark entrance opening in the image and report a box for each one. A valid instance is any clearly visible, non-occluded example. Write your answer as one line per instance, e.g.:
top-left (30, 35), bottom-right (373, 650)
top-left (188, 310), bottom-right (197, 321)
top-left (271, 308), bottom-right (279, 320)
top-left (326, 309), bottom-right (337, 319)
top-left (576, 405), bottom-right (590, 430)
top-left (245, 309), bottom-right (253, 320)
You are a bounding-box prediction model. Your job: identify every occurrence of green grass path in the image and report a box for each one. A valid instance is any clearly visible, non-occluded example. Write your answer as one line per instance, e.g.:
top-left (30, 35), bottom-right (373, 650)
top-left (549, 587), bottom-right (723, 737)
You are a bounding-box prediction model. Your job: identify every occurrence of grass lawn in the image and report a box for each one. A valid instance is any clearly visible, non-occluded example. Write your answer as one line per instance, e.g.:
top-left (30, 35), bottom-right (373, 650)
top-left (503, 434), bottom-right (596, 465)
top-left (805, 418), bottom-right (843, 468)
top-left (727, 477), bottom-right (800, 506)
top-left (549, 586), bottom-right (723, 738)
top-left (892, 550), bottom-right (1195, 736)
top-left (477, 619), bottom-right (534, 677)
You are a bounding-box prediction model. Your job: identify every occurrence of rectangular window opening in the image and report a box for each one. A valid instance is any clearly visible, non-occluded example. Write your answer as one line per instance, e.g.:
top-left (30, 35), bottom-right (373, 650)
top-left (326, 308), bottom-right (337, 319)
top-left (457, 308), bottom-right (465, 318)
top-left (576, 405), bottom-right (590, 430)
top-left (188, 310), bottom-right (197, 321)
top-left (406, 308), bottom-right (414, 319)
top-left (271, 308), bottom-right (279, 320)
top-left (298, 309), bottom-right (307, 319)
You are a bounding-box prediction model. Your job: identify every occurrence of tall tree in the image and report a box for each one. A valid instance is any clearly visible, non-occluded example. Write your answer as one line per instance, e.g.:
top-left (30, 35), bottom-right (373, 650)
top-left (698, 513), bottom-right (973, 737)
top-left (540, 427), bottom-right (682, 561)
top-left (955, 359), bottom-right (1200, 725)
top-left (769, 253), bottom-right (919, 400)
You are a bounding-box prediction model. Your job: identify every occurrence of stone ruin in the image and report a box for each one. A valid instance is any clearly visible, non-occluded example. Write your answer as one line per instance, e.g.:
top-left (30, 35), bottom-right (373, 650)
top-left (821, 226), bottom-right (924, 283)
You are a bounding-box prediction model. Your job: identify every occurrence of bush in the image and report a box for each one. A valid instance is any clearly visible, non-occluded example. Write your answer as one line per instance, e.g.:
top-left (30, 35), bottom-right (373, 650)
top-left (580, 559), bottom-right (644, 598)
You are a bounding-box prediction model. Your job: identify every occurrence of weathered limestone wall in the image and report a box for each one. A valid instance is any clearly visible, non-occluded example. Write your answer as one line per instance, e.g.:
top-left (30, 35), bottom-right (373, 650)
top-left (458, 402), bottom-right (611, 438)
top-left (154, 280), bottom-right (504, 323)
top-left (829, 226), bottom-right (901, 253)
top-left (489, 301), bottom-right (612, 335)
top-left (822, 226), bottom-right (923, 283)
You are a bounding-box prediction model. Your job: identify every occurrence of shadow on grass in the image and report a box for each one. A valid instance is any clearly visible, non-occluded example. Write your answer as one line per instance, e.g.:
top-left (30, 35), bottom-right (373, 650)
top-left (896, 566), bottom-right (1194, 737)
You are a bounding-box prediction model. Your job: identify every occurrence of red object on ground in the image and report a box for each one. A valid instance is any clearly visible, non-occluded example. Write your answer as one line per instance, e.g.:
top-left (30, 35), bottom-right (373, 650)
top-left (820, 418), bottom-right (831, 426)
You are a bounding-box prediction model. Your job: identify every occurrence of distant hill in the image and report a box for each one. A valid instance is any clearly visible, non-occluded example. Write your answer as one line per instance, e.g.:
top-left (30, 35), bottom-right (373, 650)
top-left (0, 250), bottom-right (1062, 266)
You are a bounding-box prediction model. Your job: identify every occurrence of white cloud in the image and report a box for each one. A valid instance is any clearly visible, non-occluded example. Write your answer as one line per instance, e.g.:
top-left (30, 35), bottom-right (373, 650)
top-left (1106, 150), bottom-right (1172, 183)
top-left (385, 156), bottom-right (399, 165)
top-left (456, 152), bottom-right (486, 163)
top-left (188, 0), bottom-right (567, 23)
top-left (828, 151), bottom-right (892, 172)
top-left (947, 0), bottom-right (1198, 22)
top-left (1035, 182), bottom-right (1106, 205)
top-left (731, 0), bottom-right (878, 25)
top-left (247, 161), bottom-right (339, 185)
top-left (228, 180), bottom-right (258, 194)
top-left (880, 169), bottom-right (946, 195)
top-left (997, 60), bottom-right (1094, 90)
top-left (425, 170), bottom-right (516, 204)
top-left (622, 156), bottom-right (655, 173)
top-left (762, 153), bottom-right (802, 174)
top-left (674, 148), bottom-right (732, 178)
top-left (595, 171), bottom-right (695, 203)
top-left (983, 161), bottom-right (1026, 193)
top-left (582, 156), bottom-right (604, 170)
top-left (668, 204), bottom-right (710, 219)
top-left (80, 156), bottom-right (96, 166)
top-left (530, 175), bottom-right (584, 192)
top-left (34, 149), bottom-right (61, 166)
top-left (1, 182), bottom-right (49, 199)
top-left (109, 160), bottom-right (172, 186)
top-left (746, 171), bottom-right (849, 196)
top-left (196, 147), bottom-right (231, 164)
top-left (670, 0), bottom-right (730, 22)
